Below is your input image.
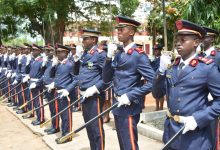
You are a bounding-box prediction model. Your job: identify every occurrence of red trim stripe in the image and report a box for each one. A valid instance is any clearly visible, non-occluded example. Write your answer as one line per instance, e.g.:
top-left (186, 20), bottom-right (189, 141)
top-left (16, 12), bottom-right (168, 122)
top-left (8, 80), bottom-right (10, 97)
top-left (67, 96), bottom-right (72, 140)
top-left (21, 84), bottom-right (27, 111)
top-left (39, 90), bottom-right (44, 122)
top-left (97, 98), bottom-right (104, 150)
top-left (128, 116), bottom-right (136, 150)
top-left (30, 91), bottom-right (34, 116)
top-left (55, 99), bottom-right (59, 129)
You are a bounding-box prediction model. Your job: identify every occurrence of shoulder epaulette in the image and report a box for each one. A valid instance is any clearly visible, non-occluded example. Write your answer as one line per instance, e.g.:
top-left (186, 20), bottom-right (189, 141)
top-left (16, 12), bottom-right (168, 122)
top-left (189, 59), bottom-right (198, 67)
top-left (135, 48), bottom-right (145, 54)
top-left (198, 56), bottom-right (213, 64)
top-left (127, 48), bottom-right (134, 55)
top-left (210, 50), bottom-right (216, 56)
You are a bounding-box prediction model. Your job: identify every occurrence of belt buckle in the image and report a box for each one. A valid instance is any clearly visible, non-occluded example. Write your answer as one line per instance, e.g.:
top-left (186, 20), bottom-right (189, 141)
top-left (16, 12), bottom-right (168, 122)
top-left (173, 115), bottom-right (180, 123)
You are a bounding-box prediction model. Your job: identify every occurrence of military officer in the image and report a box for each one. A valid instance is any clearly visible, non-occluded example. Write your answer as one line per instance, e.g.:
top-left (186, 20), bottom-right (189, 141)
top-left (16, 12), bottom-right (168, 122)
top-left (152, 20), bottom-right (220, 150)
top-left (14, 45), bottom-right (33, 115)
top-left (150, 44), bottom-right (165, 111)
top-left (46, 44), bottom-right (77, 144)
top-left (26, 44), bottom-right (45, 125)
top-left (102, 16), bottom-right (155, 150)
top-left (201, 26), bottom-right (220, 150)
top-left (67, 29), bottom-right (108, 150)
top-left (39, 45), bottom-right (60, 135)
top-left (68, 44), bottom-right (81, 112)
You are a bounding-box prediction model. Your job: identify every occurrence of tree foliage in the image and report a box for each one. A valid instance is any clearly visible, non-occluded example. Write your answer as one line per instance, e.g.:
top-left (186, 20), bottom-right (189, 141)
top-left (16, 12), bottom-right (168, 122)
top-left (0, 0), bottom-right (139, 45)
top-left (147, 0), bottom-right (220, 49)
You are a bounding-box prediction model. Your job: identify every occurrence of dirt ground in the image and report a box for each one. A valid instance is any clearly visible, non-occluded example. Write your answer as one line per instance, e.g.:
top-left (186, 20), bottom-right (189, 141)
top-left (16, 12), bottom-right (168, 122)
top-left (0, 104), bottom-right (50, 150)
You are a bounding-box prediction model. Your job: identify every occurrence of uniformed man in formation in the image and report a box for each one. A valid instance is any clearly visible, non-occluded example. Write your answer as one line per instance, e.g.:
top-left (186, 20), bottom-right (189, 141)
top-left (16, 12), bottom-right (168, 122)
top-left (103, 16), bottom-right (155, 149)
top-left (1, 15), bottom-right (220, 150)
top-left (152, 20), bottom-right (220, 150)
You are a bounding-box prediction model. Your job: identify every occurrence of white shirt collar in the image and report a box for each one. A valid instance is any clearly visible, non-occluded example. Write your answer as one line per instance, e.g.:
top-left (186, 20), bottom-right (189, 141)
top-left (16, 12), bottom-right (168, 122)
top-left (123, 42), bottom-right (135, 53)
top-left (205, 46), bottom-right (215, 56)
top-left (179, 53), bottom-right (197, 69)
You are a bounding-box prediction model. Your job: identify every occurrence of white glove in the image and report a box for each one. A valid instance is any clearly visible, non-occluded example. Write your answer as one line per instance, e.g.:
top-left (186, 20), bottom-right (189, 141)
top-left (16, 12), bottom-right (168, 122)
top-left (29, 82), bottom-right (37, 89)
top-left (159, 54), bottom-right (172, 73)
top-left (11, 72), bottom-right (16, 78)
top-left (45, 82), bottom-right (55, 92)
top-left (22, 75), bottom-right (30, 83)
top-left (208, 93), bottom-right (213, 101)
top-left (0, 67), bottom-right (2, 73)
top-left (18, 55), bottom-right (23, 65)
top-left (83, 85), bottom-right (99, 99)
top-left (74, 45), bottom-right (83, 62)
top-left (42, 56), bottom-right (48, 67)
top-left (10, 53), bottom-right (16, 60)
top-left (6, 72), bottom-right (11, 79)
top-left (148, 55), bottom-right (155, 62)
top-left (179, 116), bottom-right (198, 134)
top-left (57, 89), bottom-right (69, 98)
top-left (12, 80), bottom-right (18, 85)
top-left (4, 70), bottom-right (8, 75)
top-left (107, 43), bottom-right (117, 58)
top-left (117, 94), bottom-right (131, 107)
top-left (26, 54), bottom-right (32, 66)
top-left (52, 57), bottom-right (59, 66)
top-left (4, 54), bottom-right (7, 61)
top-left (41, 53), bottom-right (46, 57)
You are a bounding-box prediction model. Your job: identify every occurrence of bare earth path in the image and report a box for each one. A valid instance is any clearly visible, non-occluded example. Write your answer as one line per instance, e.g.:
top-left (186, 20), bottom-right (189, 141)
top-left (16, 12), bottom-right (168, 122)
top-left (0, 104), bottom-right (50, 150)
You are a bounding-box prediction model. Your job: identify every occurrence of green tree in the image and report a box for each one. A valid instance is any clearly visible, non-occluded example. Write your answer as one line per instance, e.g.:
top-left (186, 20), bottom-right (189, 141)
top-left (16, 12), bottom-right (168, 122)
top-left (147, 0), bottom-right (220, 49)
top-left (119, 0), bottom-right (139, 17)
top-left (0, 0), bottom-right (140, 45)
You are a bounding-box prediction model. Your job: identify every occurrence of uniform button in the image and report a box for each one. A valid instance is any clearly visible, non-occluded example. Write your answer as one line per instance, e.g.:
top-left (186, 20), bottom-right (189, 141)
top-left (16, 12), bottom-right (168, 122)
top-left (177, 98), bottom-right (181, 102)
top-left (180, 87), bottom-right (184, 89)
top-left (172, 85), bottom-right (174, 88)
top-left (177, 109), bottom-right (180, 112)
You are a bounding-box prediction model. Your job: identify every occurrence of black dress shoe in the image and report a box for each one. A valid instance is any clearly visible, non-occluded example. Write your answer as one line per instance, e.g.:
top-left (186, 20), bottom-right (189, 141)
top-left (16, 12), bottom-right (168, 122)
top-left (22, 114), bottom-right (34, 119)
top-left (13, 106), bottom-right (19, 111)
top-left (32, 120), bottom-right (45, 126)
top-left (44, 126), bottom-right (54, 133)
top-left (47, 128), bottom-right (60, 135)
top-left (7, 103), bottom-right (16, 107)
top-left (16, 110), bottom-right (26, 114)
top-left (55, 136), bottom-right (72, 144)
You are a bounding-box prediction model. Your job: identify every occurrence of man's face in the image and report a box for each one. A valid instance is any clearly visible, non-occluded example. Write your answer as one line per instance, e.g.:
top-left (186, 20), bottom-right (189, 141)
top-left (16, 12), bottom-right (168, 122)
top-left (202, 35), bottom-right (214, 48)
top-left (71, 48), bottom-right (76, 55)
top-left (82, 37), bottom-right (94, 49)
top-left (23, 48), bottom-right (30, 55)
top-left (175, 34), bottom-right (199, 59)
top-left (15, 49), bottom-right (21, 55)
top-left (32, 49), bottom-right (41, 58)
top-left (57, 50), bottom-right (68, 61)
top-left (117, 26), bottom-right (134, 43)
top-left (45, 49), bottom-right (54, 58)
top-left (154, 49), bottom-right (161, 57)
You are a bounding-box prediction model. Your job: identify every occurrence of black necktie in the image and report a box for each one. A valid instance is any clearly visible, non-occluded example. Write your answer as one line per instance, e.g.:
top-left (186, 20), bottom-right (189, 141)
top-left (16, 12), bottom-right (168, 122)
top-left (178, 62), bottom-right (185, 76)
top-left (179, 62), bottom-right (185, 70)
